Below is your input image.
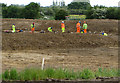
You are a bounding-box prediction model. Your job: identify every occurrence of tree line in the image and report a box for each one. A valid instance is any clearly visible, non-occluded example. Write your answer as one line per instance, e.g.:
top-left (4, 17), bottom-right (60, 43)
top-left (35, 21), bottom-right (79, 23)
top-left (1, 2), bottom-right (120, 20)
top-left (86, 5), bottom-right (119, 19)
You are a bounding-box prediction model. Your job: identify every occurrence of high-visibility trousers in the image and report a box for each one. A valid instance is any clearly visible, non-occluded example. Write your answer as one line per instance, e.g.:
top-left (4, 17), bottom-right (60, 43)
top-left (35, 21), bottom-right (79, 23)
top-left (62, 27), bottom-right (65, 32)
top-left (48, 30), bottom-right (52, 32)
top-left (84, 29), bottom-right (87, 33)
top-left (31, 28), bottom-right (35, 32)
top-left (77, 27), bottom-right (80, 33)
top-left (13, 28), bottom-right (15, 32)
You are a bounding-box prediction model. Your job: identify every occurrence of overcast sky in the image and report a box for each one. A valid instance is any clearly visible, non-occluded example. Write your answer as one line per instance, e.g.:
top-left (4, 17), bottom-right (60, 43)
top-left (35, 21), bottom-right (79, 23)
top-left (0, 0), bottom-right (119, 7)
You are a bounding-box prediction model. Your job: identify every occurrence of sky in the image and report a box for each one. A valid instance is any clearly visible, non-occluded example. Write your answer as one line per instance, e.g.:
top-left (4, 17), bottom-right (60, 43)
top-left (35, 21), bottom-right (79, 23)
top-left (0, 0), bottom-right (119, 7)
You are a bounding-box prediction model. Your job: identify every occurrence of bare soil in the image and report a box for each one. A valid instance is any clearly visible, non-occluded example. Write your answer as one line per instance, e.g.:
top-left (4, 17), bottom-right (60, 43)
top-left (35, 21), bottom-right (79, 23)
top-left (2, 19), bottom-right (118, 72)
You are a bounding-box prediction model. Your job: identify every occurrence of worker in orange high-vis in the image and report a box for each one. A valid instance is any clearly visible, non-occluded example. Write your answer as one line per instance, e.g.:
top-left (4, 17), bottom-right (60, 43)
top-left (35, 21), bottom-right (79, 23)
top-left (61, 21), bottom-right (65, 32)
top-left (76, 21), bottom-right (81, 33)
top-left (31, 22), bottom-right (35, 33)
top-left (83, 21), bottom-right (88, 33)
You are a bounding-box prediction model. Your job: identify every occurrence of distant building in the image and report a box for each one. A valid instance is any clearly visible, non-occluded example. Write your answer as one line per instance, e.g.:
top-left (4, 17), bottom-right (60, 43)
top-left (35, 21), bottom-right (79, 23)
top-left (72, 0), bottom-right (90, 3)
top-left (53, 0), bottom-right (56, 6)
top-left (56, 0), bottom-right (58, 6)
top-left (53, 0), bottom-right (65, 6)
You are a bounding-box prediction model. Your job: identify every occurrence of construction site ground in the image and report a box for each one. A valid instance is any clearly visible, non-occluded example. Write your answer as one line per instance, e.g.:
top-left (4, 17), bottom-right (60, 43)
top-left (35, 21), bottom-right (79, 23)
top-left (2, 19), bottom-right (118, 72)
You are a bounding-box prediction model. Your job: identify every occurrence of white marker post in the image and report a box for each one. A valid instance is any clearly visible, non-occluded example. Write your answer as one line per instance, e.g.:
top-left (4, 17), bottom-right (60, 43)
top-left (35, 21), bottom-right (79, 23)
top-left (41, 58), bottom-right (45, 70)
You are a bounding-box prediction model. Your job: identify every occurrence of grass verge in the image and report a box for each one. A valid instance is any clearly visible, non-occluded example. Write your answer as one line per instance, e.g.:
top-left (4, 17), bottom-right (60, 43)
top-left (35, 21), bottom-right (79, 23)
top-left (1, 68), bottom-right (120, 81)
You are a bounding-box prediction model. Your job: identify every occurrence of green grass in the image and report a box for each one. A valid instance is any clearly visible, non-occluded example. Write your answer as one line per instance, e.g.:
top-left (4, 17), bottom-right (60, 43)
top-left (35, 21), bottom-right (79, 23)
top-left (1, 68), bottom-right (120, 81)
top-left (95, 68), bottom-right (120, 77)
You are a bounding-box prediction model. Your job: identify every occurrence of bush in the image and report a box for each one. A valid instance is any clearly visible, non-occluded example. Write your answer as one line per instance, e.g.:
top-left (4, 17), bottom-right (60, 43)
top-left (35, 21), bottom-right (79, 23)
top-left (55, 9), bottom-right (68, 20)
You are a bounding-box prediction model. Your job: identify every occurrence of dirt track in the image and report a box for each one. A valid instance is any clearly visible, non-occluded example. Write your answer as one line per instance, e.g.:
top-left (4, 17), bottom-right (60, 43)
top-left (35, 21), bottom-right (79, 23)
top-left (2, 19), bottom-right (118, 71)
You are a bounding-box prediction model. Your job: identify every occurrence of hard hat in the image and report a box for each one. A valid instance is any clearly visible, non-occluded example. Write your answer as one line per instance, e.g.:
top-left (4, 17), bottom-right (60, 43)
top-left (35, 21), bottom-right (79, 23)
top-left (51, 27), bottom-right (53, 29)
top-left (13, 24), bottom-right (15, 25)
top-left (62, 21), bottom-right (64, 23)
top-left (33, 22), bottom-right (35, 24)
top-left (79, 21), bottom-right (81, 23)
top-left (102, 33), bottom-right (104, 35)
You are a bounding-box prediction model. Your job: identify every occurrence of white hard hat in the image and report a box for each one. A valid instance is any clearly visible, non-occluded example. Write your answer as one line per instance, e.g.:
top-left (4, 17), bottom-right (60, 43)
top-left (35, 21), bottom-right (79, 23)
top-left (62, 21), bottom-right (64, 23)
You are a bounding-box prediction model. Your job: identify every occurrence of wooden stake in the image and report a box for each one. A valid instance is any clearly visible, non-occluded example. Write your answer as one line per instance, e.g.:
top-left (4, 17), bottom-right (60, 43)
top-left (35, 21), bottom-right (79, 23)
top-left (41, 58), bottom-right (45, 70)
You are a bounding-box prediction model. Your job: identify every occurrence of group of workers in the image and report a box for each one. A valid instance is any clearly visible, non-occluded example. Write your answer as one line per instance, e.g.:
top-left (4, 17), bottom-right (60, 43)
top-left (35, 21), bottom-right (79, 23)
top-left (76, 21), bottom-right (87, 33)
top-left (12, 21), bottom-right (88, 33)
top-left (11, 22), bottom-right (35, 33)
top-left (11, 21), bottom-right (108, 36)
top-left (48, 21), bottom-right (88, 33)
top-left (47, 21), bottom-right (66, 33)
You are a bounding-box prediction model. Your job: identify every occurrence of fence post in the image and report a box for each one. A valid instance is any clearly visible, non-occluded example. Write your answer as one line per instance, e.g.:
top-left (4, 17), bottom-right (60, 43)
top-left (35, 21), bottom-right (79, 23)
top-left (41, 58), bottom-right (45, 70)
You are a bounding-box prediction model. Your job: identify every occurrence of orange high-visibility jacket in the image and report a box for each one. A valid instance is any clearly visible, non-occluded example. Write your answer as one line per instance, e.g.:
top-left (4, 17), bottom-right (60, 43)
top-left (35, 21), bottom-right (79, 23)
top-left (61, 23), bottom-right (65, 28)
top-left (76, 23), bottom-right (80, 28)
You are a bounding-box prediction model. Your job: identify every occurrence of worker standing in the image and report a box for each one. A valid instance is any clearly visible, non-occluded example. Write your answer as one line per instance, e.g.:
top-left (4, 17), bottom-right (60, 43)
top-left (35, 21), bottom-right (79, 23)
top-left (76, 21), bottom-right (81, 33)
top-left (83, 21), bottom-right (87, 33)
top-left (61, 21), bottom-right (65, 32)
top-left (48, 27), bottom-right (53, 32)
top-left (31, 22), bottom-right (35, 33)
top-left (12, 24), bottom-right (16, 33)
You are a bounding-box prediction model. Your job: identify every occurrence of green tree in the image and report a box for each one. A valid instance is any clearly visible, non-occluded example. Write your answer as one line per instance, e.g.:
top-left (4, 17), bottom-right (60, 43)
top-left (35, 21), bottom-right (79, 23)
top-left (52, 6), bottom-right (60, 14)
top-left (68, 2), bottom-right (91, 10)
top-left (24, 2), bottom-right (40, 19)
top-left (106, 7), bottom-right (115, 19)
top-left (94, 5), bottom-right (107, 9)
top-left (106, 7), bottom-right (118, 19)
top-left (7, 5), bottom-right (19, 18)
top-left (55, 9), bottom-right (68, 20)
top-left (118, 7), bottom-right (120, 19)
top-left (68, 9), bottom-right (87, 15)
top-left (86, 7), bottom-right (94, 19)
top-left (17, 7), bottom-right (25, 18)
top-left (2, 3), bottom-right (8, 18)
top-left (44, 8), bottom-right (54, 16)
top-left (86, 7), bottom-right (107, 19)
top-left (2, 4), bottom-right (25, 18)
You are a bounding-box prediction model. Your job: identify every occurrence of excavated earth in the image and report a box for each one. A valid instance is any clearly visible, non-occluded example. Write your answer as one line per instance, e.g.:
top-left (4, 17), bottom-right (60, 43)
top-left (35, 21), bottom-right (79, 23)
top-left (2, 19), bottom-right (119, 76)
